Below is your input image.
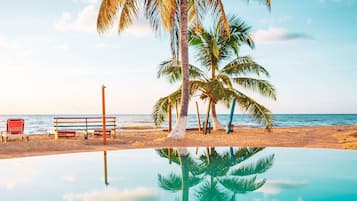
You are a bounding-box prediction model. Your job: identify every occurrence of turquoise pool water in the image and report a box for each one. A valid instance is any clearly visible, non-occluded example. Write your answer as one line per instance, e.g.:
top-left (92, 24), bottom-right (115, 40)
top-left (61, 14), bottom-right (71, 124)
top-left (0, 147), bottom-right (356, 201)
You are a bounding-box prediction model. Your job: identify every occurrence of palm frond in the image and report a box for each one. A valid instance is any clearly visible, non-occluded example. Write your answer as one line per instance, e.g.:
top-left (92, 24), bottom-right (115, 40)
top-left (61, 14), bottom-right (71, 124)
top-left (220, 56), bottom-right (270, 77)
top-left (225, 15), bottom-right (254, 50)
top-left (152, 88), bottom-right (181, 127)
top-left (218, 176), bottom-right (266, 193)
top-left (189, 175), bottom-right (203, 187)
top-left (118, 0), bottom-right (140, 32)
top-left (157, 59), bottom-right (206, 84)
top-left (233, 77), bottom-right (276, 100)
top-left (169, 11), bottom-right (180, 60)
top-left (231, 154), bottom-right (274, 176)
top-left (230, 89), bottom-right (273, 129)
top-left (188, 0), bottom-right (205, 24)
top-left (198, 150), bottom-right (232, 177)
top-left (232, 147), bottom-right (264, 164)
top-left (145, 0), bottom-right (178, 32)
top-left (156, 148), bottom-right (181, 165)
top-left (248, 0), bottom-right (271, 10)
top-left (97, 0), bottom-right (123, 33)
top-left (189, 27), bottom-right (217, 69)
top-left (158, 173), bottom-right (182, 192)
top-left (200, 80), bottom-right (233, 103)
top-left (189, 80), bottom-right (207, 95)
top-left (217, 74), bottom-right (233, 89)
top-left (206, 0), bottom-right (230, 38)
top-left (195, 180), bottom-right (230, 201)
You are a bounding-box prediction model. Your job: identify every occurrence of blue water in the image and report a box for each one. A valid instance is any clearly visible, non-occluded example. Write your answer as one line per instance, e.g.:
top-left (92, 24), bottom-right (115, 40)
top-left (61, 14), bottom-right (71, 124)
top-left (0, 114), bottom-right (356, 134)
top-left (0, 147), bottom-right (356, 201)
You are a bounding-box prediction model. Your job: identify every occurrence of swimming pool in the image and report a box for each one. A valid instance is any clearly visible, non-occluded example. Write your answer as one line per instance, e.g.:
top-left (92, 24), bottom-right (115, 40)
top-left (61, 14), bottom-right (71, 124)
top-left (0, 147), bottom-right (356, 201)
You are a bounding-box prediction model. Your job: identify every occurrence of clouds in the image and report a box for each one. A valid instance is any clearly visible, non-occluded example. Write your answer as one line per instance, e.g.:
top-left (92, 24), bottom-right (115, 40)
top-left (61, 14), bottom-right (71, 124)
top-left (54, 42), bottom-right (71, 50)
top-left (64, 187), bottom-right (159, 201)
top-left (256, 179), bottom-right (308, 195)
top-left (54, 2), bottom-right (153, 38)
top-left (0, 35), bottom-right (11, 49)
top-left (252, 28), bottom-right (314, 44)
top-left (0, 34), bottom-right (25, 51)
top-left (0, 34), bottom-right (32, 65)
top-left (259, 16), bottom-right (292, 25)
top-left (62, 176), bottom-right (76, 183)
top-left (54, 5), bottom-right (98, 33)
top-left (256, 15), bottom-right (314, 44)
top-left (0, 179), bottom-right (17, 190)
top-left (306, 18), bottom-right (313, 25)
top-left (72, 0), bottom-right (99, 4)
top-left (319, 0), bottom-right (356, 3)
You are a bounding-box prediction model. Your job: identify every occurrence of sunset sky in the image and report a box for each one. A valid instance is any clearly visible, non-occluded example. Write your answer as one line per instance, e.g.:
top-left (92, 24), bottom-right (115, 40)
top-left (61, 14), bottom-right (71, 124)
top-left (0, 0), bottom-right (356, 114)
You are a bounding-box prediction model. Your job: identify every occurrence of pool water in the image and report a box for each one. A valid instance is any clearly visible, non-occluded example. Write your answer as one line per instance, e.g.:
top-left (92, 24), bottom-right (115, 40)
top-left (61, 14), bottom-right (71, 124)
top-left (0, 147), bottom-right (356, 201)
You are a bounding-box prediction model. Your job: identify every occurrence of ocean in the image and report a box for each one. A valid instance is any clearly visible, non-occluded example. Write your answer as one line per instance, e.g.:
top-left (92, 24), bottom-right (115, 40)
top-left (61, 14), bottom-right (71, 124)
top-left (0, 114), bottom-right (356, 134)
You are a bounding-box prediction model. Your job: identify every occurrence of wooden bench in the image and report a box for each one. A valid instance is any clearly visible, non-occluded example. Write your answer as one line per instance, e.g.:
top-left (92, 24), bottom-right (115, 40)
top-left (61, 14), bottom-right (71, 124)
top-left (53, 117), bottom-right (117, 139)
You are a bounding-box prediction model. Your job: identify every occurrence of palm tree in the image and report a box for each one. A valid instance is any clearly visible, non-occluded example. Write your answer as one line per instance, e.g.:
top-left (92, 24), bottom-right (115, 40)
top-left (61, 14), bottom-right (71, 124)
top-left (195, 147), bottom-right (274, 201)
top-left (153, 15), bottom-right (276, 130)
top-left (97, 0), bottom-right (271, 138)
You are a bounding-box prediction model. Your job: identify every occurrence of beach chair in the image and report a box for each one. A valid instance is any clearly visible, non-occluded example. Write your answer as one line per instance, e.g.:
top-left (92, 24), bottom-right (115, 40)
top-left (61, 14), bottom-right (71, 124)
top-left (1, 119), bottom-right (29, 143)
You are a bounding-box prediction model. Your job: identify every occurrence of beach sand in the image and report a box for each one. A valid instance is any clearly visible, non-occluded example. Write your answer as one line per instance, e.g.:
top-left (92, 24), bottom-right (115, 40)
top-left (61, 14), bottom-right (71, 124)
top-left (0, 125), bottom-right (357, 159)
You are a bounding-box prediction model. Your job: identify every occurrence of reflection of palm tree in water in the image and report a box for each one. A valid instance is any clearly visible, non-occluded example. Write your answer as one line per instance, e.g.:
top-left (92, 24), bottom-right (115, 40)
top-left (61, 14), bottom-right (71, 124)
top-left (197, 147), bottom-right (274, 201)
top-left (157, 147), bottom-right (274, 201)
top-left (157, 148), bottom-right (202, 201)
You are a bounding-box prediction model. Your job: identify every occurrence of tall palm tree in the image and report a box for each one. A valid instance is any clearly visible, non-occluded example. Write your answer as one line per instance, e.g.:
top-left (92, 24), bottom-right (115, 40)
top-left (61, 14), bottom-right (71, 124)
top-left (97, 0), bottom-right (271, 138)
top-left (153, 15), bottom-right (276, 130)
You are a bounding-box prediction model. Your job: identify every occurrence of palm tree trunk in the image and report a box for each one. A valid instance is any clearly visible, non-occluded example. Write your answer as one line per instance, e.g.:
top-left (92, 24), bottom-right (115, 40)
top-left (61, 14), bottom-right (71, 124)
top-left (211, 103), bottom-right (224, 130)
top-left (168, 0), bottom-right (189, 139)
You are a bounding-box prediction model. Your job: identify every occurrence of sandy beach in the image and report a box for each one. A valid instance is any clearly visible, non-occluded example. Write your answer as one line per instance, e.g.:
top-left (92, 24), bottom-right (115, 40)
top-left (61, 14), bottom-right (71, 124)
top-left (0, 125), bottom-right (356, 159)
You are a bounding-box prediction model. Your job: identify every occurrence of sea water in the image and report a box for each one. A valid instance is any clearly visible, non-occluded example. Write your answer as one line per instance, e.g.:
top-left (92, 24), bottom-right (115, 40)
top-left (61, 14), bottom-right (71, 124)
top-left (0, 114), bottom-right (356, 134)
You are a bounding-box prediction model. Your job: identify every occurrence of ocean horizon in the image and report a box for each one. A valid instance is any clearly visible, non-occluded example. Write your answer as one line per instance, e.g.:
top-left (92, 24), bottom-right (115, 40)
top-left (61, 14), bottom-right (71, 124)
top-left (0, 114), bottom-right (356, 134)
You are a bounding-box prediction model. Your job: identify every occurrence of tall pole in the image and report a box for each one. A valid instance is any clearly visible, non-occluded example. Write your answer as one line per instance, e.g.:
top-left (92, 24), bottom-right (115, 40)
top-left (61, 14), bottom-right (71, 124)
top-left (204, 98), bottom-right (212, 134)
top-left (195, 101), bottom-right (201, 131)
top-left (175, 100), bottom-right (179, 121)
top-left (168, 104), bottom-right (172, 132)
top-left (227, 98), bottom-right (236, 134)
top-left (102, 85), bottom-right (107, 145)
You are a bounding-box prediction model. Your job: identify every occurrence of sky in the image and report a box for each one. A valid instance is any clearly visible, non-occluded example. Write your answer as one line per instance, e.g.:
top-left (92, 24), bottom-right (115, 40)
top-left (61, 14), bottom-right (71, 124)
top-left (0, 0), bottom-right (356, 114)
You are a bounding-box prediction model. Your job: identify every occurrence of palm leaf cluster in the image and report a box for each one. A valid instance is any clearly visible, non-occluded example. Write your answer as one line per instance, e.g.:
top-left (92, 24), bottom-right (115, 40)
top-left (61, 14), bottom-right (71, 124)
top-left (153, 15), bottom-right (276, 129)
top-left (97, 0), bottom-right (270, 60)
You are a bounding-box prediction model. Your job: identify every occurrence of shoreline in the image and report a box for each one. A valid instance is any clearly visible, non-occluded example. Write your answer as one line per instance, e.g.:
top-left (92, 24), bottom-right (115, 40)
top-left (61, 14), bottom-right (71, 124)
top-left (1, 125), bottom-right (356, 159)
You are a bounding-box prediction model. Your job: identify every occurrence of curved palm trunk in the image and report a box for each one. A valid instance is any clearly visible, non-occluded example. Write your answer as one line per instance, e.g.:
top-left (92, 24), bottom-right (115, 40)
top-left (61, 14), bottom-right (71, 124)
top-left (168, 0), bottom-right (189, 139)
top-left (211, 103), bottom-right (224, 131)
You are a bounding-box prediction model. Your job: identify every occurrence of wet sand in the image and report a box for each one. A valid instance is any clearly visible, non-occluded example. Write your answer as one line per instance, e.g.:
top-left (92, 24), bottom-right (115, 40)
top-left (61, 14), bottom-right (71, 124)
top-left (1, 125), bottom-right (357, 159)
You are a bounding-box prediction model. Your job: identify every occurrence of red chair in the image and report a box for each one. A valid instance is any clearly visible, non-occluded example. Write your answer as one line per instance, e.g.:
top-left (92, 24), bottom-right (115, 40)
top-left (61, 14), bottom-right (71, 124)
top-left (1, 119), bottom-right (29, 143)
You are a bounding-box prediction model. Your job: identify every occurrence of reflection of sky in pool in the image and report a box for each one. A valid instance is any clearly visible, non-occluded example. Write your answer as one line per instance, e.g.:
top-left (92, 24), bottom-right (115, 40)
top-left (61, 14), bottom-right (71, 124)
top-left (0, 147), bottom-right (356, 201)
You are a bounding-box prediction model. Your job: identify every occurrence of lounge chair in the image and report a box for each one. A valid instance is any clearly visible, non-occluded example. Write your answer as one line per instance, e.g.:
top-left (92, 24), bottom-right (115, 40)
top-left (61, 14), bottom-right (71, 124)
top-left (1, 119), bottom-right (29, 143)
